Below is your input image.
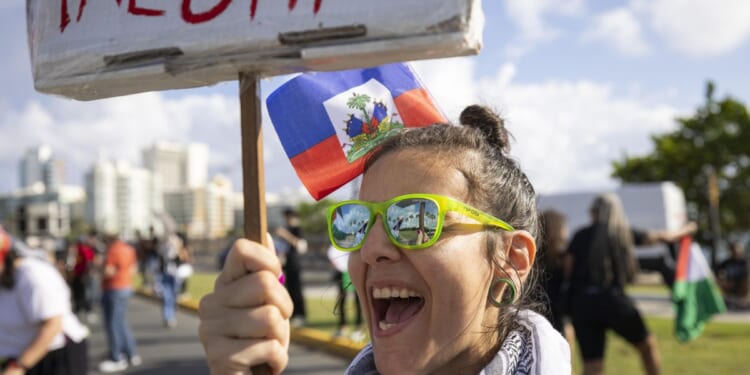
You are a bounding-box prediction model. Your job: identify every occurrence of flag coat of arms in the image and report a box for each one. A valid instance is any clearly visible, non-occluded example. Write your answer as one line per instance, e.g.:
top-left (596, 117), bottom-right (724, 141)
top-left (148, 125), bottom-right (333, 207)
top-left (267, 63), bottom-right (446, 200)
top-left (673, 236), bottom-right (726, 342)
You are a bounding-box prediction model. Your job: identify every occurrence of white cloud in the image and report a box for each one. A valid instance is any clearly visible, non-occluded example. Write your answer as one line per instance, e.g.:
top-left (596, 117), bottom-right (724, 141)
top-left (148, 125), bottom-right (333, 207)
top-left (412, 59), bottom-right (681, 194)
top-left (503, 0), bottom-right (585, 58)
top-left (640, 0), bottom-right (750, 57)
top-left (0, 91), bottom-right (299, 194)
top-left (584, 7), bottom-right (650, 56)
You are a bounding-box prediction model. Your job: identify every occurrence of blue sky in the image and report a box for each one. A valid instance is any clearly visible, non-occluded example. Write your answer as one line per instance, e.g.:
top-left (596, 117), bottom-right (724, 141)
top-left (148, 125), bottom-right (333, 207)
top-left (1, 0), bottom-right (749, 200)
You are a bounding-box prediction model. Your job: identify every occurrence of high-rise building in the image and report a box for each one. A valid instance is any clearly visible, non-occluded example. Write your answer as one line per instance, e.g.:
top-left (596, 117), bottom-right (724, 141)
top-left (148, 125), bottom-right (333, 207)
top-left (85, 160), bottom-right (163, 237)
top-left (142, 142), bottom-right (208, 192)
top-left (19, 145), bottom-right (65, 191)
top-left (164, 175), bottom-right (235, 239)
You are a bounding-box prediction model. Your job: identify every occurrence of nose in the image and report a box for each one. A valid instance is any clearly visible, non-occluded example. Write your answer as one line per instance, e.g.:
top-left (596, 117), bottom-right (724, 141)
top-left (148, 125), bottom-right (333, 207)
top-left (359, 215), bottom-right (402, 265)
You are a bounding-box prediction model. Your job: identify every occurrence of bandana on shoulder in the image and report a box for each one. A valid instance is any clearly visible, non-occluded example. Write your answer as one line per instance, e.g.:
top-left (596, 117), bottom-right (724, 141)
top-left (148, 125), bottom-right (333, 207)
top-left (345, 310), bottom-right (570, 375)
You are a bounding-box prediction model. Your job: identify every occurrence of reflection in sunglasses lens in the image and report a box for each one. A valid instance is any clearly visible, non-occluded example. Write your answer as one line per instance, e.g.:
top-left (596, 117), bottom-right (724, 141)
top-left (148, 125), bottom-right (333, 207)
top-left (331, 204), bottom-right (370, 249)
top-left (386, 198), bottom-right (439, 247)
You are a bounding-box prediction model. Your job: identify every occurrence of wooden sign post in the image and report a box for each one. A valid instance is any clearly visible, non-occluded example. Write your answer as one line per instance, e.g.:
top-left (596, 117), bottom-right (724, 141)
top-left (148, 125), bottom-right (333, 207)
top-left (27, 1), bottom-right (485, 372)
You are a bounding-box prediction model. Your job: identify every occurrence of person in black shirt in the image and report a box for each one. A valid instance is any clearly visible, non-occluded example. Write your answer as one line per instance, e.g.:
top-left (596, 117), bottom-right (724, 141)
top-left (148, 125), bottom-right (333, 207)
top-left (275, 208), bottom-right (308, 326)
top-left (716, 241), bottom-right (749, 310)
top-left (538, 210), bottom-right (570, 334)
top-left (564, 193), bottom-right (696, 375)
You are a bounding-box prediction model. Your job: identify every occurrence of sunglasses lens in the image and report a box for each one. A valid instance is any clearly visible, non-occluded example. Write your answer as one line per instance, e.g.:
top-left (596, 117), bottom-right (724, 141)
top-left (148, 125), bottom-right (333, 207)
top-left (330, 203), bottom-right (371, 250)
top-left (386, 198), bottom-right (439, 247)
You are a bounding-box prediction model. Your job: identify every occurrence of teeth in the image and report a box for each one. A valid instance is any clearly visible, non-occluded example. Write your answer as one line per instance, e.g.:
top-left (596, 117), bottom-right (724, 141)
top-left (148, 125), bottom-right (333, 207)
top-left (372, 287), bottom-right (422, 299)
top-left (379, 320), bottom-right (396, 330)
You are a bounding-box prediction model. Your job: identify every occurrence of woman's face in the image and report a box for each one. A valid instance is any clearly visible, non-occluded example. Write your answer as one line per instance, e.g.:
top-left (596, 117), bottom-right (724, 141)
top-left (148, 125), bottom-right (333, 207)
top-left (348, 149), bottom-right (498, 375)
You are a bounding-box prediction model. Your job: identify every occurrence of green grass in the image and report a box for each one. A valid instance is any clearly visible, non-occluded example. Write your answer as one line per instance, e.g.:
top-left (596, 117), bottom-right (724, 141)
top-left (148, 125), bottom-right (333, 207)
top-left (570, 317), bottom-right (750, 375)
top-left (181, 273), bottom-right (750, 374)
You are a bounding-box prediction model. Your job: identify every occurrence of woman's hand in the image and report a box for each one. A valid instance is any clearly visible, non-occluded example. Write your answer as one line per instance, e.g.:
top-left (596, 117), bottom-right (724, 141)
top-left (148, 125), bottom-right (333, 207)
top-left (199, 236), bottom-right (293, 375)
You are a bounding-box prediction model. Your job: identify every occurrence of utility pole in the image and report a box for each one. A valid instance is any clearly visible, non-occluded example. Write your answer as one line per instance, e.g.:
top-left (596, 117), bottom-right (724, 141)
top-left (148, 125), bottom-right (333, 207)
top-left (706, 166), bottom-right (721, 270)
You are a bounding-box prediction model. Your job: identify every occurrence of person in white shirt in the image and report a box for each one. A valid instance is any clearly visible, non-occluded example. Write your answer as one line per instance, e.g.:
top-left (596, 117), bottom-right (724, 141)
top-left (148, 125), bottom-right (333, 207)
top-left (0, 227), bottom-right (89, 375)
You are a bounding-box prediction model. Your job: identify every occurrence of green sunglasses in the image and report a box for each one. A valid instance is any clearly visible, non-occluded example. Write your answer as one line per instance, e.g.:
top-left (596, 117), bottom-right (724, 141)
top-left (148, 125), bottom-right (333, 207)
top-left (327, 193), bottom-right (515, 252)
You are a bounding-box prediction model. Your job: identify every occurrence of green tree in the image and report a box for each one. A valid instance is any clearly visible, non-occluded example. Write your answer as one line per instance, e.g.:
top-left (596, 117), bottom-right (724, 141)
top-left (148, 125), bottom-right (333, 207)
top-left (612, 82), bottom-right (750, 236)
top-left (297, 198), bottom-right (336, 237)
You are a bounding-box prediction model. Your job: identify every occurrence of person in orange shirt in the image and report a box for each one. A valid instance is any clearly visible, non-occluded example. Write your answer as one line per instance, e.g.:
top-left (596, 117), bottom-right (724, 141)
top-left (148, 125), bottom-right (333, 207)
top-left (97, 234), bottom-right (141, 373)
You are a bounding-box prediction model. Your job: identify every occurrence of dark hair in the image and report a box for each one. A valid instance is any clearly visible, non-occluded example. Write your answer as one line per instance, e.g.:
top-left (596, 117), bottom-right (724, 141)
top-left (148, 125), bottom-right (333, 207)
top-left (364, 104), bottom-right (540, 344)
top-left (540, 209), bottom-right (567, 270)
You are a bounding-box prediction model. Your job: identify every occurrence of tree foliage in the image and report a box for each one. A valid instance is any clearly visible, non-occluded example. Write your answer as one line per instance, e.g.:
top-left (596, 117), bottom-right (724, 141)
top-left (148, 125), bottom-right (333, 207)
top-left (297, 198), bottom-right (336, 237)
top-left (612, 82), bottom-right (750, 236)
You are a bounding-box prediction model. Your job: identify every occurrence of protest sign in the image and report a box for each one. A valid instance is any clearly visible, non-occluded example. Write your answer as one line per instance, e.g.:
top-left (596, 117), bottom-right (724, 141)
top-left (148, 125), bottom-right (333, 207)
top-left (29, 0), bottom-right (483, 100)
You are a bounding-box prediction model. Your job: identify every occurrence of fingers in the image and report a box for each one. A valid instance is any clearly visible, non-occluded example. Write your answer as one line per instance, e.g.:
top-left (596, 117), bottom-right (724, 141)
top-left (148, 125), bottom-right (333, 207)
top-left (202, 337), bottom-right (289, 375)
top-left (200, 303), bottom-right (289, 343)
top-left (217, 238), bottom-right (281, 286)
top-left (200, 236), bottom-right (290, 375)
top-left (207, 270), bottom-right (293, 319)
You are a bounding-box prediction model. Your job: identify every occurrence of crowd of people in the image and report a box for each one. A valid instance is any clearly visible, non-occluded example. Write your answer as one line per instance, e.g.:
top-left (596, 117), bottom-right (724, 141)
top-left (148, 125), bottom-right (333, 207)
top-left (0, 222), bottom-right (196, 375)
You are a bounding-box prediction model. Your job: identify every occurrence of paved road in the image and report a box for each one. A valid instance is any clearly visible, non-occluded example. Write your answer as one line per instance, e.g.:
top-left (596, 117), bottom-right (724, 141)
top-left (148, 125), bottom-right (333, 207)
top-left (87, 295), bottom-right (350, 375)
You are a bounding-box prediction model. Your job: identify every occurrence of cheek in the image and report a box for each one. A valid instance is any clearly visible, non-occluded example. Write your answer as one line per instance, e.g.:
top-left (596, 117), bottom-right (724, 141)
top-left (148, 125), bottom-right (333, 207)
top-left (348, 252), bottom-right (366, 292)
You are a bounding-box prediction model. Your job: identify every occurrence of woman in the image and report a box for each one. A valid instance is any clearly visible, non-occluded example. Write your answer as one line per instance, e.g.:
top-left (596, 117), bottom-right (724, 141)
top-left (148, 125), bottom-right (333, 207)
top-left (538, 210), bottom-right (569, 335)
top-left (565, 194), bottom-right (660, 375)
top-left (198, 105), bottom-right (571, 374)
top-left (0, 227), bottom-right (89, 375)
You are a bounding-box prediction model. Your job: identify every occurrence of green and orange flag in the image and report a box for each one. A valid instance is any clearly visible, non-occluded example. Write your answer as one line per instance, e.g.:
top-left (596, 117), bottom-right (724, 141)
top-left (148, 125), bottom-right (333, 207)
top-left (672, 236), bottom-right (726, 342)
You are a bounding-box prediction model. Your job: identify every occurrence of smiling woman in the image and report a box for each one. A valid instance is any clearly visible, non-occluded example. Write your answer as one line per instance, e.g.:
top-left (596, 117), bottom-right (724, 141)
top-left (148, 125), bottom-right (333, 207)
top-left (198, 104), bottom-right (571, 375)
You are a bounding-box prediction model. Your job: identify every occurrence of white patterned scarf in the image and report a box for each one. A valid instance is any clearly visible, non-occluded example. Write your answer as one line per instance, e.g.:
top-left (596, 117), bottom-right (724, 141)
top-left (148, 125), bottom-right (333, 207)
top-left (345, 310), bottom-right (571, 375)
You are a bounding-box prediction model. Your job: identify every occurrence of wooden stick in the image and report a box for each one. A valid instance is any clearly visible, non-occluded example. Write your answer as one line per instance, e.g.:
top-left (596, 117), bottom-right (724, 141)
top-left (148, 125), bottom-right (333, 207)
top-left (239, 72), bottom-right (272, 375)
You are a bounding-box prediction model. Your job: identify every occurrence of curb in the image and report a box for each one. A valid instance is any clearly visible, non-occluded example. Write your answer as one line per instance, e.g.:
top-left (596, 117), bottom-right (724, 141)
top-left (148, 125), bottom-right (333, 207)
top-left (136, 289), bottom-right (365, 361)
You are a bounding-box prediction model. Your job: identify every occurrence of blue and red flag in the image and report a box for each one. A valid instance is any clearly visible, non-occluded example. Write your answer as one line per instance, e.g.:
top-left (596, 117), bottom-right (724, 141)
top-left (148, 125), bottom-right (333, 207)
top-left (267, 63), bottom-right (446, 200)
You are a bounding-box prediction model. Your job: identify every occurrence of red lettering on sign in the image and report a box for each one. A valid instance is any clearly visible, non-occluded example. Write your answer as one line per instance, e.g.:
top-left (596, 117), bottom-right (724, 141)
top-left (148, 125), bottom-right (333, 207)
top-left (76, 0), bottom-right (87, 22)
top-left (59, 0), bottom-right (324, 33)
top-left (128, 0), bottom-right (165, 16)
top-left (182, 0), bottom-right (232, 24)
top-left (250, 0), bottom-right (258, 19)
top-left (60, 0), bottom-right (71, 32)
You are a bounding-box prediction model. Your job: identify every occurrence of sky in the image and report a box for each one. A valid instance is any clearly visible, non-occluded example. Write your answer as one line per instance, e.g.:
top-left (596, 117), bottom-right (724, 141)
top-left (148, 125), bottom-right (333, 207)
top-left (2, 0), bottom-right (750, 201)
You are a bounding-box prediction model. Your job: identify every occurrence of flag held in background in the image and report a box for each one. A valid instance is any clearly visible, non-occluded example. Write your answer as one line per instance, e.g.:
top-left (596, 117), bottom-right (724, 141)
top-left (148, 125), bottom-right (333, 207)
top-left (673, 236), bottom-right (726, 342)
top-left (267, 63), bottom-right (446, 200)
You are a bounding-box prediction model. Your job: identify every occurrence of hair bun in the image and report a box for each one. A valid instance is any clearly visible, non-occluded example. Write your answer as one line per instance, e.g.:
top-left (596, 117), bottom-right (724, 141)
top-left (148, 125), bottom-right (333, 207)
top-left (459, 105), bottom-right (511, 154)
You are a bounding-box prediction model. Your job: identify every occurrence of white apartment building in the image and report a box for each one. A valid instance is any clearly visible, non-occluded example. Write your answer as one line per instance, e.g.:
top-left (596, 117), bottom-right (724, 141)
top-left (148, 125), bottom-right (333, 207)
top-left (0, 184), bottom-right (84, 239)
top-left (86, 160), bottom-right (163, 237)
top-left (19, 145), bottom-right (65, 191)
top-left (164, 175), bottom-right (235, 239)
top-left (142, 142), bottom-right (208, 192)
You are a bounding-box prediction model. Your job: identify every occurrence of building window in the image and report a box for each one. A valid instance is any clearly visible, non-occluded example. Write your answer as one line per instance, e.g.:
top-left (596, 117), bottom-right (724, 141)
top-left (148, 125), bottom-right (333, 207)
top-left (38, 217), bottom-right (47, 232)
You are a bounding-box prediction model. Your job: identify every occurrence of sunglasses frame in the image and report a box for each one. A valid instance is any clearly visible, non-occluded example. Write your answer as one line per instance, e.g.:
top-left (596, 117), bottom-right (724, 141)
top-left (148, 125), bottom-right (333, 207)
top-left (327, 193), bottom-right (515, 252)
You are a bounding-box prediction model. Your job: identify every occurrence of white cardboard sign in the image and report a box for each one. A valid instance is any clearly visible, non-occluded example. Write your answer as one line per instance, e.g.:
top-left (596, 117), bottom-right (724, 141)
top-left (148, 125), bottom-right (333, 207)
top-left (28, 0), bottom-right (484, 100)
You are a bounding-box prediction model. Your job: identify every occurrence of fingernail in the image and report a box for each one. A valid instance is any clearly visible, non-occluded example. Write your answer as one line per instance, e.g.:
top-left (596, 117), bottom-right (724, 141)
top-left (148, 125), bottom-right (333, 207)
top-left (279, 273), bottom-right (285, 285)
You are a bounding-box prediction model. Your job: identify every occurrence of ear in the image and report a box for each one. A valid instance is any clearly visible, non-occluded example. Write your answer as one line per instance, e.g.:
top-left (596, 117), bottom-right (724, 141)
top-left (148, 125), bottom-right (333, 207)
top-left (497, 230), bottom-right (537, 283)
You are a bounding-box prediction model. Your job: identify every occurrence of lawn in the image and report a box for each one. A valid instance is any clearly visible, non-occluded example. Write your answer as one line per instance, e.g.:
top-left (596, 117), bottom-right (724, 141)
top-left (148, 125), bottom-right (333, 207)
top-left (181, 273), bottom-right (750, 374)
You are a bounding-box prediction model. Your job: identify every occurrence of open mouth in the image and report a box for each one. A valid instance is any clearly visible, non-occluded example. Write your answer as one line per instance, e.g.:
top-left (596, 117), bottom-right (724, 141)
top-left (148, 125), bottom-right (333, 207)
top-left (372, 287), bottom-right (425, 333)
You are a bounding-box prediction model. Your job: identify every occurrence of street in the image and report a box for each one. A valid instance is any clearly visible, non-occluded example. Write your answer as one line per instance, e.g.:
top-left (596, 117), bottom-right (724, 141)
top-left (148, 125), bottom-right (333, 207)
top-left (86, 295), bottom-right (350, 375)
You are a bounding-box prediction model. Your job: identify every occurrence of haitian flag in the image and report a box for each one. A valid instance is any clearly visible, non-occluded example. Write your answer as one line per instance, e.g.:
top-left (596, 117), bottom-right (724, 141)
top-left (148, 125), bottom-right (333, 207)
top-left (267, 63), bottom-right (446, 200)
top-left (673, 236), bottom-right (726, 342)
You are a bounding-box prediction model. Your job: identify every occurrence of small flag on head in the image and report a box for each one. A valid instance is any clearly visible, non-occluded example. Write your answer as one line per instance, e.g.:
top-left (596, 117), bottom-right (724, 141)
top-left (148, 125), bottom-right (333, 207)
top-left (673, 236), bottom-right (726, 342)
top-left (267, 63), bottom-right (446, 200)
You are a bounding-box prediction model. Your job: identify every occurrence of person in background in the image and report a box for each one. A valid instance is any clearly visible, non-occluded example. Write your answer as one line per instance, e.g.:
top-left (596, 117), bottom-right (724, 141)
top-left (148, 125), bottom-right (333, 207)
top-left (564, 193), bottom-right (697, 375)
top-left (198, 105), bottom-right (571, 374)
top-left (716, 240), bottom-right (749, 310)
top-left (275, 208), bottom-right (308, 327)
top-left (538, 210), bottom-right (573, 345)
top-left (70, 236), bottom-right (96, 324)
top-left (327, 245), bottom-right (365, 341)
top-left (158, 233), bottom-right (190, 328)
top-left (97, 234), bottom-right (140, 373)
top-left (0, 226), bottom-right (89, 375)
